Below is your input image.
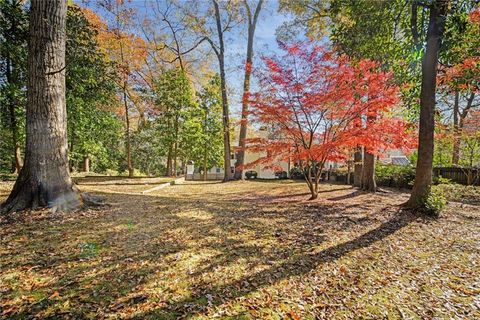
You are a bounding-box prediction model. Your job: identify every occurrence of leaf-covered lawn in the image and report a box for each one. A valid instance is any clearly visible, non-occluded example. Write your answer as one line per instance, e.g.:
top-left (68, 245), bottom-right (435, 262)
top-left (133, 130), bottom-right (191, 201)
top-left (1, 179), bottom-right (479, 319)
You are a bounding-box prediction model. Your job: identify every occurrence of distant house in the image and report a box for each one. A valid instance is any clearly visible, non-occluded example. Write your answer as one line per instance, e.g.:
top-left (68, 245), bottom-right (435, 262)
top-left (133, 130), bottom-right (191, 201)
top-left (185, 125), bottom-right (410, 181)
top-left (378, 149), bottom-right (411, 166)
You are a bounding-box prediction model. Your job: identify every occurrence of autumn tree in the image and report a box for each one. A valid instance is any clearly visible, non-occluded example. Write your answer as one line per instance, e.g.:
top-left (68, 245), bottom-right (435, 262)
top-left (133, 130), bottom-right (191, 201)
top-left (279, 0), bottom-right (409, 188)
top-left (247, 43), bottom-right (412, 199)
top-left (95, 0), bottom-right (147, 177)
top-left (1, 0), bottom-right (81, 213)
top-left (438, 6), bottom-right (480, 166)
top-left (461, 110), bottom-right (480, 168)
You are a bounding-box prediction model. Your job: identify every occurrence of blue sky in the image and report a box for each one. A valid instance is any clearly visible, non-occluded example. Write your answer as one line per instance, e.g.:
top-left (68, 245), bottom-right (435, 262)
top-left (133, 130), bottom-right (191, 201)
top-left (82, 0), bottom-right (294, 116)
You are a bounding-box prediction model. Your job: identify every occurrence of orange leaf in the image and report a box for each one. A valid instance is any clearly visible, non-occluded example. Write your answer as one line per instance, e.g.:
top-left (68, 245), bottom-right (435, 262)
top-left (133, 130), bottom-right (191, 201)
top-left (49, 291), bottom-right (60, 300)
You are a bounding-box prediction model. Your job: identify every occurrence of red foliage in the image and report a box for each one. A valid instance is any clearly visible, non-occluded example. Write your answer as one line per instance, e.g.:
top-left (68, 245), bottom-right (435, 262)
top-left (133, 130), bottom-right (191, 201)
top-left (463, 110), bottom-right (480, 135)
top-left (438, 57), bottom-right (480, 92)
top-left (245, 42), bottom-right (415, 175)
top-left (470, 7), bottom-right (480, 24)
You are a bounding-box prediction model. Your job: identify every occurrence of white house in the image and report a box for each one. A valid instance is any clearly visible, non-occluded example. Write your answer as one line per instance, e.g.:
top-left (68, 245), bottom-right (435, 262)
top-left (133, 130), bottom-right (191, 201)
top-left (185, 125), bottom-right (410, 181)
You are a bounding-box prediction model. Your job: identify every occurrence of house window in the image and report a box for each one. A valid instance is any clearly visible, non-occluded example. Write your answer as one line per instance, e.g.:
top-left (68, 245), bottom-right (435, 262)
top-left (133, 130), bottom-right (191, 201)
top-left (216, 168), bottom-right (221, 173)
top-left (231, 167), bottom-right (235, 173)
top-left (230, 153), bottom-right (235, 160)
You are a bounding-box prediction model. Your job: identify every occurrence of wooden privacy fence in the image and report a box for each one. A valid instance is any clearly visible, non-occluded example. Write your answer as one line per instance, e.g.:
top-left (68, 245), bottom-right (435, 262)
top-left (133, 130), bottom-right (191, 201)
top-left (434, 167), bottom-right (480, 186)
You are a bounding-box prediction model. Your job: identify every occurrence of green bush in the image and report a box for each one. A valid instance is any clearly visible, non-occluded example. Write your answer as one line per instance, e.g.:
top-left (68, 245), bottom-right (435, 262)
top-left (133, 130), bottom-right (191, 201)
top-left (423, 186), bottom-right (447, 216)
top-left (433, 182), bottom-right (480, 205)
top-left (375, 164), bottom-right (415, 188)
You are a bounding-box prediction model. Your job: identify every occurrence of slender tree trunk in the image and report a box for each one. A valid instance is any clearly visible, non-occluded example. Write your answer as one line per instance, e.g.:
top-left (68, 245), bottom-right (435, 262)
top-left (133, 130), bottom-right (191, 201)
top-left (453, 92), bottom-right (475, 166)
top-left (346, 158), bottom-right (352, 185)
top-left (203, 108), bottom-right (208, 181)
top-left (452, 91), bottom-right (460, 165)
top-left (166, 144), bottom-right (172, 176)
top-left (69, 115), bottom-right (77, 172)
top-left (5, 52), bottom-right (23, 173)
top-left (353, 146), bottom-right (363, 187)
top-left (173, 116), bottom-right (179, 177)
top-left (406, 1), bottom-right (449, 208)
top-left (235, 0), bottom-right (263, 180)
top-left (213, 0), bottom-right (232, 182)
top-left (1, 0), bottom-right (81, 214)
top-left (304, 162), bottom-right (323, 200)
top-left (123, 84), bottom-right (133, 177)
top-left (83, 155), bottom-right (90, 173)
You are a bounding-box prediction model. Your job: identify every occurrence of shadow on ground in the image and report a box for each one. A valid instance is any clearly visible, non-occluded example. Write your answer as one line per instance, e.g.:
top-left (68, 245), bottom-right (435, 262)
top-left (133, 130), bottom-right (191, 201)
top-left (1, 180), bottom-right (477, 319)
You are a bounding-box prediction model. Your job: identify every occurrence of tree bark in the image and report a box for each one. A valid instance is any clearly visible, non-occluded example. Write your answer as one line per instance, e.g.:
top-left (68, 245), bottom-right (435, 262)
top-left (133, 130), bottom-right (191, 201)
top-left (123, 84), bottom-right (133, 177)
top-left (362, 113), bottom-right (377, 192)
top-left (361, 150), bottom-right (377, 191)
top-left (173, 115), bottom-right (179, 177)
top-left (6, 57), bottom-right (23, 173)
top-left (406, 0), bottom-right (449, 208)
top-left (166, 144), bottom-right (172, 176)
top-left (235, 0), bottom-right (263, 180)
top-left (1, 0), bottom-right (81, 214)
top-left (452, 91), bottom-right (460, 165)
top-left (5, 26), bottom-right (23, 173)
top-left (203, 107), bottom-right (208, 181)
top-left (212, 0), bottom-right (232, 182)
top-left (353, 146), bottom-right (363, 187)
top-left (83, 155), bottom-right (90, 173)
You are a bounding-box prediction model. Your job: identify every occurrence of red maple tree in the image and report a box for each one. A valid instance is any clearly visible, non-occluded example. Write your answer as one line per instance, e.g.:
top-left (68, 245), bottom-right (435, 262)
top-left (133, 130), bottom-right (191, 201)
top-left (245, 43), bottom-right (414, 199)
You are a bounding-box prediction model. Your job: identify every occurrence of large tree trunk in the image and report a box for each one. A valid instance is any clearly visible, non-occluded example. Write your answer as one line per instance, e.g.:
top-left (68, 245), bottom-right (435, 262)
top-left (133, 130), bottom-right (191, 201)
top-left (353, 146), bottom-right (363, 187)
top-left (213, 0), bottom-right (232, 182)
top-left (361, 151), bottom-right (377, 191)
top-left (406, 1), bottom-right (449, 209)
top-left (1, 0), bottom-right (81, 214)
top-left (362, 113), bottom-right (377, 192)
top-left (235, 0), bottom-right (263, 180)
top-left (452, 91), bottom-right (460, 165)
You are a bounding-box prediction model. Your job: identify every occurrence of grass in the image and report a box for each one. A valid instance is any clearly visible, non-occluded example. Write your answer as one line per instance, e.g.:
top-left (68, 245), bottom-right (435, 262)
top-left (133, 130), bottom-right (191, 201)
top-left (0, 178), bottom-right (479, 319)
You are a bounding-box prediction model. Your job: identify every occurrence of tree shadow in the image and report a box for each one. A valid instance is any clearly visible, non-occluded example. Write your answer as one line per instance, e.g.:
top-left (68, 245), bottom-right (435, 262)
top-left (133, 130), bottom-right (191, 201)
top-left (132, 208), bottom-right (418, 319)
top-left (327, 190), bottom-right (362, 201)
top-left (1, 182), bottom-right (414, 318)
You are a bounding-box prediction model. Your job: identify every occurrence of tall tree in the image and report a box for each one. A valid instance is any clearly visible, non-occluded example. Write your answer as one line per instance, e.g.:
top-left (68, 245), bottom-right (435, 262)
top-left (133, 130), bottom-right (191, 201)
top-left (1, 0), bottom-right (81, 213)
top-left (182, 0), bottom-right (241, 181)
top-left (196, 75), bottom-right (224, 180)
top-left (406, 0), bottom-right (450, 209)
top-left (153, 68), bottom-right (196, 176)
top-left (66, 5), bottom-right (121, 173)
top-left (235, 0), bottom-right (263, 180)
top-left (210, 0), bottom-right (234, 181)
top-left (96, 0), bottom-right (147, 177)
